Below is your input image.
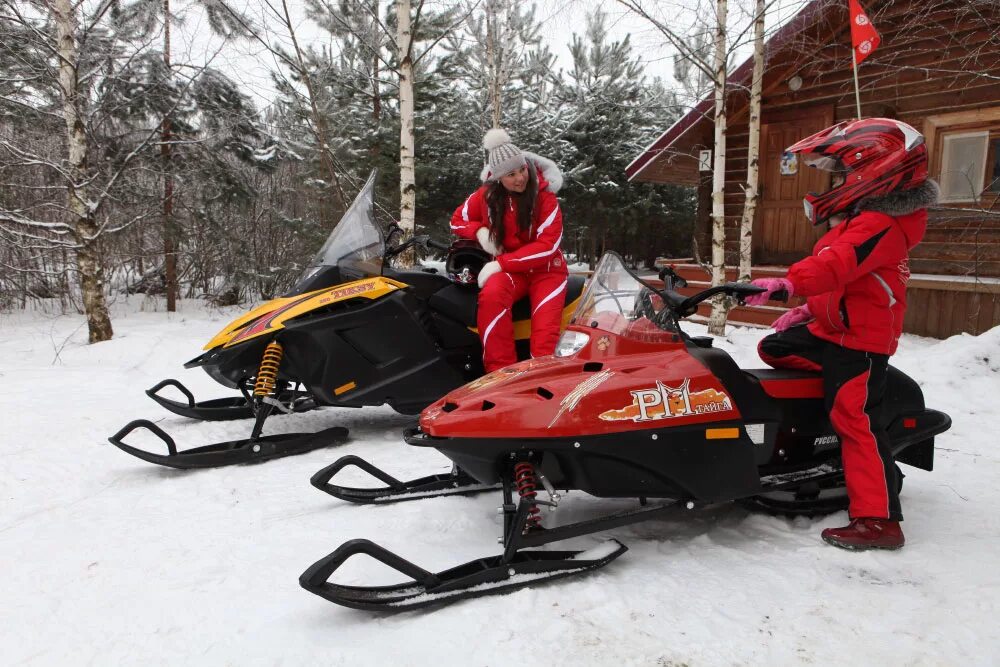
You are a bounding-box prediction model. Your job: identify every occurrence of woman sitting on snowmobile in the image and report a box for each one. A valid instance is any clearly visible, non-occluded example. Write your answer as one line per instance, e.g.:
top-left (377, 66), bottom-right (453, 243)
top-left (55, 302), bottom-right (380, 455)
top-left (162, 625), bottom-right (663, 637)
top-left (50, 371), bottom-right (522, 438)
top-left (450, 129), bottom-right (568, 372)
top-left (745, 117), bottom-right (939, 551)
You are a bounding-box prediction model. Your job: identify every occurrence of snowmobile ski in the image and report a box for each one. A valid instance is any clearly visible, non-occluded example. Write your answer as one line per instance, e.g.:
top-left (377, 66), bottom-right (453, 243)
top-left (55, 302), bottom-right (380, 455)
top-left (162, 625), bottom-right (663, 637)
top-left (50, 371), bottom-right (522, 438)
top-left (300, 494), bottom-right (636, 611)
top-left (310, 455), bottom-right (500, 504)
top-left (145, 378), bottom-right (315, 421)
top-left (299, 537), bottom-right (627, 612)
top-left (107, 419), bottom-right (348, 469)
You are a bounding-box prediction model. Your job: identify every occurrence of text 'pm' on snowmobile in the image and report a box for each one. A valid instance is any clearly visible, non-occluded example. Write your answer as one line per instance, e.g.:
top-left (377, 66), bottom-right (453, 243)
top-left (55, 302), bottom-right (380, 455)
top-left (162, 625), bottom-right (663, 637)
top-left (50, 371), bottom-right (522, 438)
top-left (109, 171), bottom-right (586, 469)
top-left (300, 251), bottom-right (951, 611)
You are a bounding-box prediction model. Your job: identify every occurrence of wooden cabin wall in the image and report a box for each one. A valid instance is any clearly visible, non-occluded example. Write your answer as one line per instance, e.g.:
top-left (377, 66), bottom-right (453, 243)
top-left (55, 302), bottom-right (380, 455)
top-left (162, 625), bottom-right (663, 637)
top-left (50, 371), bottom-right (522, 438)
top-left (714, 0), bottom-right (1000, 280)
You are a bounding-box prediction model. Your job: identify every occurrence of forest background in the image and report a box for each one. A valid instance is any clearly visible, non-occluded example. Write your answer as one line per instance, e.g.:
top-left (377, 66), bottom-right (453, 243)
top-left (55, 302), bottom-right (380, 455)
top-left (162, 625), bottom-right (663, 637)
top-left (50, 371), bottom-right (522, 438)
top-left (0, 0), bottom-right (799, 331)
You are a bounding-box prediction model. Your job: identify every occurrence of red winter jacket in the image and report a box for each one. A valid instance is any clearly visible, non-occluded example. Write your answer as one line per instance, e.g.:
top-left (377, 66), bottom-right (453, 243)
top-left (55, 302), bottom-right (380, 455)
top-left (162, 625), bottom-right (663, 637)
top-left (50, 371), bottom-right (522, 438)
top-left (450, 161), bottom-right (567, 274)
top-left (786, 209), bottom-right (927, 355)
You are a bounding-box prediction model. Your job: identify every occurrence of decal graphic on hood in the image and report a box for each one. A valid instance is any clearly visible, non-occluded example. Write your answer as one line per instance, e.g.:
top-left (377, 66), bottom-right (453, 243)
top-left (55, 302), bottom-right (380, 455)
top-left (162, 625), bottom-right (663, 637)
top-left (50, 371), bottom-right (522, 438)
top-left (464, 365), bottom-right (527, 393)
top-left (599, 378), bottom-right (733, 422)
top-left (547, 369), bottom-right (615, 428)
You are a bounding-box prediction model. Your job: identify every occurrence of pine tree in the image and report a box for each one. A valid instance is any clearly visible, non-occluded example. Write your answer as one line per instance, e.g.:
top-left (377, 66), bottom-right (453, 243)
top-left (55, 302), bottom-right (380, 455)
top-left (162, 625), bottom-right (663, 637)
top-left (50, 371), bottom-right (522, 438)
top-left (557, 10), bottom-right (693, 268)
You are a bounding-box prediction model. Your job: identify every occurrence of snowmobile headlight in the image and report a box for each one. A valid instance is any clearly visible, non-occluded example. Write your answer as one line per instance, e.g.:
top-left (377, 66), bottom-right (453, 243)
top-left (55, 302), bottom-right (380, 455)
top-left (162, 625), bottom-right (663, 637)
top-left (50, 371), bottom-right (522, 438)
top-left (554, 331), bottom-right (590, 357)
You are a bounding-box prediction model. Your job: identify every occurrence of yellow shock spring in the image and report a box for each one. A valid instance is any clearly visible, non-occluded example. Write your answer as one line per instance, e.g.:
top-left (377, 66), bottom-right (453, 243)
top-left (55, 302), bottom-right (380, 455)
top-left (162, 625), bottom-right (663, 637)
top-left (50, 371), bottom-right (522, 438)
top-left (253, 341), bottom-right (284, 397)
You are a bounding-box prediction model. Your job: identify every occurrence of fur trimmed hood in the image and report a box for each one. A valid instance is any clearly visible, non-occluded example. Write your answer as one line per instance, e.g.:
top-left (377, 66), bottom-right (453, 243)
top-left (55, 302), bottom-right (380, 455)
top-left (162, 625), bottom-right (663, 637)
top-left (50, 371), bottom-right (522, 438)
top-left (855, 179), bottom-right (939, 217)
top-left (479, 151), bottom-right (563, 193)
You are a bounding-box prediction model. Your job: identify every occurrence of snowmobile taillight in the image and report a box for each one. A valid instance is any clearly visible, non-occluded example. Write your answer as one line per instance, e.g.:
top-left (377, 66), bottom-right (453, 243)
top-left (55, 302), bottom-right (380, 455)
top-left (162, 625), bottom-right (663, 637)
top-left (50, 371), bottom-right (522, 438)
top-left (555, 331), bottom-right (590, 357)
top-left (903, 418), bottom-right (917, 428)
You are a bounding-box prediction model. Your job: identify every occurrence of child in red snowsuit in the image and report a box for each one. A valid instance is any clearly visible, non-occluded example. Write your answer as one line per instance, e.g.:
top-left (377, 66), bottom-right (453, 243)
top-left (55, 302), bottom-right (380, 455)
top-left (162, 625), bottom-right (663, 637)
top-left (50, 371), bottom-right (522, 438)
top-left (450, 129), bottom-right (567, 372)
top-left (746, 118), bottom-right (938, 551)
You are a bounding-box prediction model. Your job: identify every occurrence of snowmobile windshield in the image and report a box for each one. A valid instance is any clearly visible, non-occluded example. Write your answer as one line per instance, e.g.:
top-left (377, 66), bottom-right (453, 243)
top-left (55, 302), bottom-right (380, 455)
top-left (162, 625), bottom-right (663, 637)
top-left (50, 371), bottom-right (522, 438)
top-left (298, 171), bottom-right (385, 282)
top-left (569, 252), bottom-right (676, 342)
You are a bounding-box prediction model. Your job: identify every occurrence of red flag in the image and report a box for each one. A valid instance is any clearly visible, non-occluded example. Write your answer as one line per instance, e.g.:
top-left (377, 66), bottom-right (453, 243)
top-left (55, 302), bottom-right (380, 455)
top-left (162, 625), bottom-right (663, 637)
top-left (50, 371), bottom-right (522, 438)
top-left (849, 0), bottom-right (880, 66)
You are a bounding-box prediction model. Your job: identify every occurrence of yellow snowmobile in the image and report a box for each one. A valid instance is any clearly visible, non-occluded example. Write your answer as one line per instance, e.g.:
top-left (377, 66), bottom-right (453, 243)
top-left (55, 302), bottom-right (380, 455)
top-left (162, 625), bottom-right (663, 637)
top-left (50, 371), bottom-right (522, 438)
top-left (109, 172), bottom-right (585, 469)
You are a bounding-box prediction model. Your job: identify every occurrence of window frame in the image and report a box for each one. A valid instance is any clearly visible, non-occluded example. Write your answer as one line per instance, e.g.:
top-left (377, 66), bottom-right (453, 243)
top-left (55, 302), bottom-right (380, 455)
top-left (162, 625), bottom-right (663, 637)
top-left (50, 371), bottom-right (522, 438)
top-left (938, 130), bottom-right (991, 203)
top-left (925, 109), bottom-right (1000, 208)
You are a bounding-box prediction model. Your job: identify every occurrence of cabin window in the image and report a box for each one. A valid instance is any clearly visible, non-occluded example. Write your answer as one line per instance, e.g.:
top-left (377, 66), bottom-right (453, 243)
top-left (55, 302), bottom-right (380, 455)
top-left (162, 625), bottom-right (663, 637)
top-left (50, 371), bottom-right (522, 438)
top-left (938, 129), bottom-right (1000, 202)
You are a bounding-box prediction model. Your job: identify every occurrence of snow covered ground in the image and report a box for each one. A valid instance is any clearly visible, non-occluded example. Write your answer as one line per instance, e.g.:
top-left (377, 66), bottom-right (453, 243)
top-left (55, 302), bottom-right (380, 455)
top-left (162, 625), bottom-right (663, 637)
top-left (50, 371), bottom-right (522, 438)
top-left (2, 297), bottom-right (998, 666)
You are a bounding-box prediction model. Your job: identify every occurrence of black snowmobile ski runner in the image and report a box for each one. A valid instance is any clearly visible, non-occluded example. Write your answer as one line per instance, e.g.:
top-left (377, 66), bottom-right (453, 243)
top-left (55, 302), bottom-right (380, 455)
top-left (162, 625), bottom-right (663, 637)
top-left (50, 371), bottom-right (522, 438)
top-left (300, 488), bottom-right (632, 611)
top-left (145, 378), bottom-right (315, 421)
top-left (310, 455), bottom-right (499, 504)
top-left (108, 419), bottom-right (348, 469)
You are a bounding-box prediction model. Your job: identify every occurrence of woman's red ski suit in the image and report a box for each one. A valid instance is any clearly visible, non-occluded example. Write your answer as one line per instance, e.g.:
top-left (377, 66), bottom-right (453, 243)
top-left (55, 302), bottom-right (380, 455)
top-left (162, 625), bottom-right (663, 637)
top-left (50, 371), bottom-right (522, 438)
top-left (450, 163), bottom-right (567, 372)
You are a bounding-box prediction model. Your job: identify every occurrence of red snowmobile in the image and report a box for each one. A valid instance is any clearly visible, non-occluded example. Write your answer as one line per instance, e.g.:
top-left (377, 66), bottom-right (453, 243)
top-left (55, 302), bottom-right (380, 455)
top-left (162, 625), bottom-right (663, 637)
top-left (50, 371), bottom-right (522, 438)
top-left (300, 251), bottom-right (951, 611)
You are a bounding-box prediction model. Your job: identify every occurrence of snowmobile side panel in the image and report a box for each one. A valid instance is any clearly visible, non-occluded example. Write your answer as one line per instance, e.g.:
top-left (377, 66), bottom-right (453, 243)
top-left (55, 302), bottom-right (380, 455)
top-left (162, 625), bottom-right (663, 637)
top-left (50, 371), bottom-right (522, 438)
top-left (279, 290), bottom-right (469, 412)
top-left (200, 277), bottom-right (409, 351)
top-left (405, 421), bottom-right (764, 503)
top-left (107, 420), bottom-right (349, 469)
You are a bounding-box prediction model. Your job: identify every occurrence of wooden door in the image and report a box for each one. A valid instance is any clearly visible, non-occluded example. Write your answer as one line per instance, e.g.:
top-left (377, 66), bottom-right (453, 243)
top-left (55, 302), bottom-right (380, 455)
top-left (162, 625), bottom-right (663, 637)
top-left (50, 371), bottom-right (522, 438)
top-left (754, 107), bottom-right (834, 264)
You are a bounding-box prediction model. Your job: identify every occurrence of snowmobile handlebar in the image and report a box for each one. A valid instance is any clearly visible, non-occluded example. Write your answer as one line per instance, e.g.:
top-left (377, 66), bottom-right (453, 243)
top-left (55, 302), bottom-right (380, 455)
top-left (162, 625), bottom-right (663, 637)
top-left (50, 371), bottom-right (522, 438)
top-left (660, 282), bottom-right (769, 319)
top-left (384, 234), bottom-right (450, 260)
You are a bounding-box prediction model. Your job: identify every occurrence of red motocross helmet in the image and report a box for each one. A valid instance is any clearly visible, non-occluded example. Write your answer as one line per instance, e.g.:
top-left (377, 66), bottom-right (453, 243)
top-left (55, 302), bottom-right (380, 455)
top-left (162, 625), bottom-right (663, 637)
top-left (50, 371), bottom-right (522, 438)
top-left (786, 118), bottom-right (928, 226)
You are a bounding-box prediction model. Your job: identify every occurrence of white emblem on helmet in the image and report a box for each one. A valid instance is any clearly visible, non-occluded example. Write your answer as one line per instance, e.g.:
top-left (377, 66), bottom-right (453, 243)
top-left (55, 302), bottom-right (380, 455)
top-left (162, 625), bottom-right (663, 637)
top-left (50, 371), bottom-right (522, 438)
top-left (855, 14), bottom-right (869, 26)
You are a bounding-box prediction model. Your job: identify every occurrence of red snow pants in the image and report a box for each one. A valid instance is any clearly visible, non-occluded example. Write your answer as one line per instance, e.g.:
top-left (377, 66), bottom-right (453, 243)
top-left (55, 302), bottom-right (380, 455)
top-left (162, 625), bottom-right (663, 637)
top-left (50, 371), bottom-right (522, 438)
top-left (477, 269), bottom-right (567, 372)
top-left (759, 325), bottom-right (902, 521)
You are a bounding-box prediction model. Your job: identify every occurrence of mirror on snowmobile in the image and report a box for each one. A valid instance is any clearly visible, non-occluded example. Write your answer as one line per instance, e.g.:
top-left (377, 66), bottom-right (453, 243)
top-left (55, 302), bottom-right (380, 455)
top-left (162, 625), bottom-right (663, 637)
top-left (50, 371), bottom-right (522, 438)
top-left (658, 265), bottom-right (687, 290)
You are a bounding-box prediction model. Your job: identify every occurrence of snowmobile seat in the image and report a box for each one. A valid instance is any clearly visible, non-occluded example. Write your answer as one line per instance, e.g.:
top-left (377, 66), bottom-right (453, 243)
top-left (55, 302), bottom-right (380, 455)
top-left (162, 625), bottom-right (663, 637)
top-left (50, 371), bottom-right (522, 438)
top-left (428, 273), bottom-right (587, 329)
top-left (743, 368), bottom-right (824, 400)
top-left (687, 346), bottom-right (782, 421)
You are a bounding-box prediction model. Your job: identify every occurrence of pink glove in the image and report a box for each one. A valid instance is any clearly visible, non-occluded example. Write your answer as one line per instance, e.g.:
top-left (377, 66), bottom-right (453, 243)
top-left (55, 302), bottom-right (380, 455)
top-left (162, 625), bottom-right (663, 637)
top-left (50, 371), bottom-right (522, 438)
top-left (772, 304), bottom-right (812, 332)
top-left (744, 278), bottom-right (794, 306)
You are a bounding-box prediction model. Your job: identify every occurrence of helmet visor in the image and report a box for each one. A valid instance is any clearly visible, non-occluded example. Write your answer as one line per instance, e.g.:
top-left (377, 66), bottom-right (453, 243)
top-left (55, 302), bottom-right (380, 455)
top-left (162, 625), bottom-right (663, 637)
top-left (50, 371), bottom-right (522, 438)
top-left (803, 153), bottom-right (849, 173)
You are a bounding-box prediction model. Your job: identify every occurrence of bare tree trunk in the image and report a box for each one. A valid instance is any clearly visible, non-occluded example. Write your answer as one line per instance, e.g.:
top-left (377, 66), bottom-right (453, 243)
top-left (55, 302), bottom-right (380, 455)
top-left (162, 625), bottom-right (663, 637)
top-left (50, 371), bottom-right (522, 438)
top-left (163, 0), bottom-right (178, 311)
top-left (738, 0), bottom-right (765, 284)
top-left (54, 0), bottom-right (113, 342)
top-left (706, 0), bottom-right (730, 336)
top-left (397, 0), bottom-right (416, 266)
top-left (370, 0), bottom-right (382, 160)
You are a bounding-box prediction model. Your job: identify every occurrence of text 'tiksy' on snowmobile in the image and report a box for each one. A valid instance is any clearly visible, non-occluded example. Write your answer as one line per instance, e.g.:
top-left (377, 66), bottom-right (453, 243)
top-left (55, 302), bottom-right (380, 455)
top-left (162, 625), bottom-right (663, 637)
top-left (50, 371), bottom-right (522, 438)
top-left (300, 252), bottom-right (951, 611)
top-left (109, 172), bottom-right (585, 469)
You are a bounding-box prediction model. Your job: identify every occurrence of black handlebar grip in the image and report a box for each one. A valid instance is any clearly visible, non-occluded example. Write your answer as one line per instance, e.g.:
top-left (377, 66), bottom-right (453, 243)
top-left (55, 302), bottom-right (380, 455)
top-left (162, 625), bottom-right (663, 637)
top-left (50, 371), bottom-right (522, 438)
top-left (770, 289), bottom-right (789, 303)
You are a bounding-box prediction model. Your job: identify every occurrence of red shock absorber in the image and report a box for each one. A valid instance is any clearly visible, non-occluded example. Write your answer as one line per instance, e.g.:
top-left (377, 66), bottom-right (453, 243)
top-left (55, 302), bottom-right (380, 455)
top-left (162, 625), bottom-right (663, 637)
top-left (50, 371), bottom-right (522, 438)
top-left (513, 462), bottom-right (542, 529)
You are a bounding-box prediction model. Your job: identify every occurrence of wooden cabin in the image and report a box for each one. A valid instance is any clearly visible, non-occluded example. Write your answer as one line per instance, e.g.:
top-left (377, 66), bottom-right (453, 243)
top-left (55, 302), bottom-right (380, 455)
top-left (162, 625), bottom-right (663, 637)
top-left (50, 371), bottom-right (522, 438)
top-left (627, 0), bottom-right (1000, 337)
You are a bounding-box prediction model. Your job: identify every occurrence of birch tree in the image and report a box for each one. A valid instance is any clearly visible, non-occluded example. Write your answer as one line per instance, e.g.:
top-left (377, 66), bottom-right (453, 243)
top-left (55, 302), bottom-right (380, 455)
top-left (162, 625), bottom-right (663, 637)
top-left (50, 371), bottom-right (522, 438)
top-left (53, 0), bottom-right (113, 341)
top-left (396, 0), bottom-right (416, 255)
top-left (737, 0), bottom-right (765, 284)
top-left (617, 0), bottom-right (774, 334)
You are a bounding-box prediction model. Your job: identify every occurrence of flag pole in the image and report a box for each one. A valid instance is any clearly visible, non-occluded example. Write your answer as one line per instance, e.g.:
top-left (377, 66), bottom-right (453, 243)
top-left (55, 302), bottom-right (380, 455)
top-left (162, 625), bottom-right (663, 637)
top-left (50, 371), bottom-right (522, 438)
top-left (851, 49), bottom-right (863, 119)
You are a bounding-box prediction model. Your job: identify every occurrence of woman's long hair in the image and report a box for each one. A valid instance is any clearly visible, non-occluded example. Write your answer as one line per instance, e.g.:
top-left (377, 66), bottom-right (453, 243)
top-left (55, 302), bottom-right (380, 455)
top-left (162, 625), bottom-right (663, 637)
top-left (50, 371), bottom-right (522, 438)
top-left (485, 163), bottom-right (538, 245)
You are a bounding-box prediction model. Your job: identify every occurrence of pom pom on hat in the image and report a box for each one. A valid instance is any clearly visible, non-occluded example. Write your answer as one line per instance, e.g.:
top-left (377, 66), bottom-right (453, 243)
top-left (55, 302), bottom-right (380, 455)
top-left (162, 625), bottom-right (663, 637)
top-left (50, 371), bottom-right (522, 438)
top-left (483, 128), bottom-right (513, 151)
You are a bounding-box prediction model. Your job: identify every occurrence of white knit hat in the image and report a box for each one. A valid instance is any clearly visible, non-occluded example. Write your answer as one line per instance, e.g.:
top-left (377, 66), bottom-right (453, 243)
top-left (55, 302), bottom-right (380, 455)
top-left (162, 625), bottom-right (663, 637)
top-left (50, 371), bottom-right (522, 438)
top-left (482, 128), bottom-right (527, 182)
